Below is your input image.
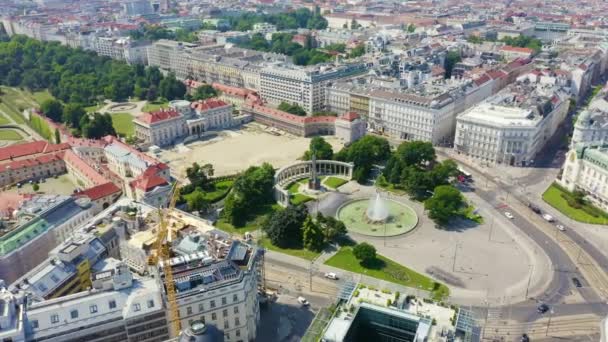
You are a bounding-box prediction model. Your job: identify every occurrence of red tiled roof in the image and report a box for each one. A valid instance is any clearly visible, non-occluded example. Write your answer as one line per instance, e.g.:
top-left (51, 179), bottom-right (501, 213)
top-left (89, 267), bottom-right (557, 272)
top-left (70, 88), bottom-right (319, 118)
top-left (0, 153), bottom-right (63, 172)
top-left (487, 70), bottom-right (508, 79)
top-left (212, 83), bottom-right (254, 98)
top-left (75, 182), bottom-right (121, 201)
top-left (130, 174), bottom-right (169, 191)
top-left (499, 46), bottom-right (534, 54)
top-left (62, 150), bottom-right (108, 185)
top-left (137, 109), bottom-right (181, 124)
top-left (339, 112), bottom-right (359, 122)
top-left (191, 99), bottom-right (229, 112)
top-left (0, 141), bottom-right (70, 162)
top-left (473, 73), bottom-right (491, 86)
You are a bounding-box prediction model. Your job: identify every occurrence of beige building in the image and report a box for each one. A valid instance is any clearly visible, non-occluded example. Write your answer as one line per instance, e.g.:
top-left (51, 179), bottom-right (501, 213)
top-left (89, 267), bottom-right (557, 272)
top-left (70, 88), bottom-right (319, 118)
top-left (134, 109), bottom-right (186, 147)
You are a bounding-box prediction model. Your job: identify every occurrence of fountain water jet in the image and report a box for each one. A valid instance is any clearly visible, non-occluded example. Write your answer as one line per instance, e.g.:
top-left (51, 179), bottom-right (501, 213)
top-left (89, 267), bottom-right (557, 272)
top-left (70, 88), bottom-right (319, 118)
top-left (366, 193), bottom-right (389, 223)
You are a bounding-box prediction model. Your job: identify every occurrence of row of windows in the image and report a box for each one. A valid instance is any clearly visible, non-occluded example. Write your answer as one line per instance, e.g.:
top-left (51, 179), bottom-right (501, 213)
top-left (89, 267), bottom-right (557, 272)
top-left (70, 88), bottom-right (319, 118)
top-left (37, 299), bottom-right (154, 327)
top-left (184, 294), bottom-right (239, 315)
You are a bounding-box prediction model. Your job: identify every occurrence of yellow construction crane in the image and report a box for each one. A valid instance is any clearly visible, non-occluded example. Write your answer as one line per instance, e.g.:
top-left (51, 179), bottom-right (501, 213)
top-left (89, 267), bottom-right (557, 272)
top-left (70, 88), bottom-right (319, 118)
top-left (148, 181), bottom-right (181, 337)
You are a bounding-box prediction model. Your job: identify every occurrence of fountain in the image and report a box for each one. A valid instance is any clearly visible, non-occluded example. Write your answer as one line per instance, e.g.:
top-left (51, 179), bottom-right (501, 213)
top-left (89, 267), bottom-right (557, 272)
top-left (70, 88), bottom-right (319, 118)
top-left (336, 193), bottom-right (418, 237)
top-left (366, 193), bottom-right (389, 223)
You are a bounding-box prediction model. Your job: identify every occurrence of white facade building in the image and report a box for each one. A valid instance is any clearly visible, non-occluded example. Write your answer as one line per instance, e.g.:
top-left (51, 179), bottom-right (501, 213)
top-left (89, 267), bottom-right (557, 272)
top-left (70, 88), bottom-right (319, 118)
top-left (134, 109), bottom-right (186, 147)
top-left (260, 63), bottom-right (367, 113)
top-left (454, 86), bottom-right (569, 166)
top-left (559, 144), bottom-right (608, 211)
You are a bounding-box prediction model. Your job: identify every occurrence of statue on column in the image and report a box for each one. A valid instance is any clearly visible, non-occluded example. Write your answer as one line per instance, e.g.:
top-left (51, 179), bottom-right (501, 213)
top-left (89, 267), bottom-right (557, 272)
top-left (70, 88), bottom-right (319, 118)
top-left (308, 148), bottom-right (321, 190)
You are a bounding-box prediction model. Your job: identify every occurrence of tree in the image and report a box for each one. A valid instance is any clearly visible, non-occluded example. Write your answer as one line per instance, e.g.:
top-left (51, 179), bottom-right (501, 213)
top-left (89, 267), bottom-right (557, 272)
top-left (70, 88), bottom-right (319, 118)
top-left (54, 129), bottom-right (61, 144)
top-left (407, 24), bottom-right (416, 33)
top-left (278, 101), bottom-right (307, 116)
top-left (348, 44), bottom-right (366, 58)
top-left (335, 135), bottom-right (390, 183)
top-left (32, 183), bottom-right (40, 191)
top-left (186, 162), bottom-right (214, 189)
top-left (350, 19), bottom-right (361, 30)
top-left (424, 185), bottom-right (465, 225)
top-left (302, 215), bottom-right (324, 251)
top-left (185, 189), bottom-right (210, 213)
top-left (40, 99), bottom-right (63, 122)
top-left (62, 103), bottom-right (85, 129)
top-left (395, 141), bottom-right (436, 168)
top-left (444, 51), bottom-right (462, 79)
top-left (159, 73), bottom-right (186, 101)
top-left (80, 112), bottom-right (116, 139)
top-left (221, 163), bottom-right (275, 226)
top-left (264, 205), bottom-right (308, 248)
top-left (353, 243), bottom-right (376, 265)
top-left (192, 84), bottom-right (218, 101)
top-left (303, 136), bottom-right (333, 160)
top-left (317, 213), bottom-right (347, 242)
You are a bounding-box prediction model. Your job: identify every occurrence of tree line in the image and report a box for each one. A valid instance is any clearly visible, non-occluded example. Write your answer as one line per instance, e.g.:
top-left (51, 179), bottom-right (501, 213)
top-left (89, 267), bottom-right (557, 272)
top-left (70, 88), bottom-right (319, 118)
top-left (238, 32), bottom-right (332, 66)
top-left (225, 7), bottom-right (327, 31)
top-left (0, 35), bottom-right (186, 105)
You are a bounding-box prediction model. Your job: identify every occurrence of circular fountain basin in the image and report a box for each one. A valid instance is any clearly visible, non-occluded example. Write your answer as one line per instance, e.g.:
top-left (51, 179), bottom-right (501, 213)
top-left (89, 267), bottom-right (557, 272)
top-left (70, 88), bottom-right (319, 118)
top-left (337, 198), bottom-right (418, 237)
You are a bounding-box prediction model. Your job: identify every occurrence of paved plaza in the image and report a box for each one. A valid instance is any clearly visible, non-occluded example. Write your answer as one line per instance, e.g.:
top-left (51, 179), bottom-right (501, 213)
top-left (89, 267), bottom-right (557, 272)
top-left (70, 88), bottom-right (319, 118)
top-left (314, 182), bottom-right (552, 306)
top-left (158, 123), bottom-right (345, 178)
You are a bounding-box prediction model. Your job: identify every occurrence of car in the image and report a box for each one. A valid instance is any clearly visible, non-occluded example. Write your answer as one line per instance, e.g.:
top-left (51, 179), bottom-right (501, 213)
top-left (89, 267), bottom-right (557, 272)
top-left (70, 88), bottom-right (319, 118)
top-left (572, 277), bottom-right (582, 288)
top-left (542, 214), bottom-right (554, 222)
top-left (556, 224), bottom-right (566, 231)
top-left (297, 296), bottom-right (310, 306)
top-left (504, 212), bottom-right (514, 219)
top-left (521, 333), bottom-right (530, 342)
top-left (324, 272), bottom-right (339, 280)
top-left (537, 303), bottom-right (549, 314)
top-left (528, 203), bottom-right (541, 214)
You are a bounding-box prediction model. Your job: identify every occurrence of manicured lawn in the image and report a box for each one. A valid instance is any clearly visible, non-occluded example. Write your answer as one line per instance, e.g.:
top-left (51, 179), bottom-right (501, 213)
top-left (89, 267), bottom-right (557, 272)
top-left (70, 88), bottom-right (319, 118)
top-left (543, 184), bottom-right (608, 224)
top-left (0, 112), bottom-right (9, 125)
top-left (325, 247), bottom-right (449, 300)
top-left (31, 90), bottom-right (54, 105)
top-left (287, 178), bottom-right (308, 194)
top-left (0, 129), bottom-right (23, 141)
top-left (258, 237), bottom-right (321, 261)
top-left (324, 176), bottom-right (348, 189)
top-left (142, 100), bottom-right (169, 112)
top-left (290, 193), bottom-right (313, 205)
top-left (0, 87), bottom-right (42, 124)
top-left (203, 180), bottom-right (234, 203)
top-left (111, 113), bottom-right (135, 137)
top-left (215, 203), bottom-right (280, 236)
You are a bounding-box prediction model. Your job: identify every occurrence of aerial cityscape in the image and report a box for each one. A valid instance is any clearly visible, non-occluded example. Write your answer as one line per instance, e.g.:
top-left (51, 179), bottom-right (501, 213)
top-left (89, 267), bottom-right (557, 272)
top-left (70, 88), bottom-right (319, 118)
top-left (0, 0), bottom-right (607, 341)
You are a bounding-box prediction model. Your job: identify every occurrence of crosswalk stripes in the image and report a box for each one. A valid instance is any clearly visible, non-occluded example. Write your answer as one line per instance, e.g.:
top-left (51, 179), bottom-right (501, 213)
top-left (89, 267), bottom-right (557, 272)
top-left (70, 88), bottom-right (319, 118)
top-left (486, 308), bottom-right (504, 321)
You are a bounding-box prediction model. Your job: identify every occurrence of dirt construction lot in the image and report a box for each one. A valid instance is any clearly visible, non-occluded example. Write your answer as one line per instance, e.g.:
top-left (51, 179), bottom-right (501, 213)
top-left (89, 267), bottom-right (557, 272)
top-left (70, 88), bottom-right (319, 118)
top-left (158, 123), bottom-right (345, 178)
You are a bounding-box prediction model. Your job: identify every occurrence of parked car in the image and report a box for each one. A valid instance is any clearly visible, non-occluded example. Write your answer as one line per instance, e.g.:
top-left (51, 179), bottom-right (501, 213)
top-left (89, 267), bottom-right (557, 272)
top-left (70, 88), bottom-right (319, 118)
top-left (537, 303), bottom-right (549, 314)
top-left (298, 296), bottom-right (310, 306)
top-left (324, 272), bottom-right (339, 280)
top-left (572, 277), bottom-right (582, 288)
top-left (504, 212), bottom-right (514, 219)
top-left (521, 333), bottom-right (530, 342)
top-left (556, 224), bottom-right (566, 231)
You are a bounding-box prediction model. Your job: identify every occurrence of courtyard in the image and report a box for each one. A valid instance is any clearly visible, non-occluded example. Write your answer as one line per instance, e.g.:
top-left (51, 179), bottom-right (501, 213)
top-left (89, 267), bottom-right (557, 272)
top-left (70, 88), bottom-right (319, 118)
top-left (4, 174), bottom-right (78, 196)
top-left (158, 123), bottom-right (346, 178)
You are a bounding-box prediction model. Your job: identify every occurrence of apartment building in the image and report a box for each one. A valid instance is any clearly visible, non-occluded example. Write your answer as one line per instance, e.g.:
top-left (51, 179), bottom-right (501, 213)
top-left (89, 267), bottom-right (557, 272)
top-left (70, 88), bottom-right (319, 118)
top-left (147, 40), bottom-right (197, 79)
top-left (0, 196), bottom-right (96, 284)
top-left (10, 234), bottom-right (108, 301)
top-left (572, 88), bottom-right (608, 146)
top-left (454, 83), bottom-right (569, 166)
top-left (559, 144), bottom-right (608, 211)
top-left (260, 63), bottom-right (367, 113)
top-left (159, 234), bottom-right (262, 340)
top-left (0, 261), bottom-right (169, 342)
top-left (327, 76), bottom-right (493, 144)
